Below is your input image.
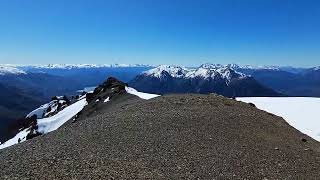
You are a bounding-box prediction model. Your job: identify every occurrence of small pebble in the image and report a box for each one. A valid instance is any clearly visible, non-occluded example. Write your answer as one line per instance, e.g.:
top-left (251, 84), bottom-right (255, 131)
top-left (301, 138), bottom-right (307, 142)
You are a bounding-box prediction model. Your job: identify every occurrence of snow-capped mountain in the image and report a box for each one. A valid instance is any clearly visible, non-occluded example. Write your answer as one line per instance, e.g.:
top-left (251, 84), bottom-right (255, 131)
top-left (187, 64), bottom-right (247, 82)
top-left (144, 65), bottom-right (189, 78)
top-left (0, 65), bottom-right (26, 75)
top-left (143, 64), bottom-right (247, 82)
top-left (313, 66), bottom-right (320, 71)
top-left (12, 63), bottom-right (154, 70)
top-left (130, 64), bottom-right (281, 97)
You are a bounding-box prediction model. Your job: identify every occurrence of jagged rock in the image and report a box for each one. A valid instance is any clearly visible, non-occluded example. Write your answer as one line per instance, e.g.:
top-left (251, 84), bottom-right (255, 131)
top-left (87, 77), bottom-right (127, 103)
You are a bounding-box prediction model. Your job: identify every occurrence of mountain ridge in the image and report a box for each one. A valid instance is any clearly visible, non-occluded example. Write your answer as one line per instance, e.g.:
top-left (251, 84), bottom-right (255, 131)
top-left (1, 92), bottom-right (320, 179)
top-left (130, 64), bottom-right (282, 97)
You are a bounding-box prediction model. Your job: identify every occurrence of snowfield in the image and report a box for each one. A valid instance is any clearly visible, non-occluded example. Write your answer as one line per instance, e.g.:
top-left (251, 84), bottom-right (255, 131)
top-left (125, 87), bottom-right (160, 100)
top-left (237, 97), bottom-right (320, 141)
top-left (0, 97), bottom-right (87, 149)
top-left (0, 128), bottom-right (30, 149)
top-left (36, 97), bottom-right (87, 134)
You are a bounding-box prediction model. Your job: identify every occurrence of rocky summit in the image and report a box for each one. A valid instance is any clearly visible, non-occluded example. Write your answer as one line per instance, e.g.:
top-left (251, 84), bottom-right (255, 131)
top-left (1, 88), bottom-right (320, 179)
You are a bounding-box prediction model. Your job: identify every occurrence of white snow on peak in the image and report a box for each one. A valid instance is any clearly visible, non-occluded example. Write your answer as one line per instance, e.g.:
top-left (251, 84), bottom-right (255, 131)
top-left (312, 66), bottom-right (320, 71)
top-left (216, 67), bottom-right (247, 80)
top-left (144, 65), bottom-right (189, 78)
top-left (0, 65), bottom-right (26, 75)
top-left (9, 64), bottom-right (153, 69)
top-left (186, 67), bottom-right (220, 79)
top-left (237, 97), bottom-right (320, 142)
top-left (125, 87), bottom-right (160, 100)
top-left (198, 63), bottom-right (280, 71)
top-left (144, 64), bottom-right (247, 81)
top-left (198, 63), bottom-right (225, 69)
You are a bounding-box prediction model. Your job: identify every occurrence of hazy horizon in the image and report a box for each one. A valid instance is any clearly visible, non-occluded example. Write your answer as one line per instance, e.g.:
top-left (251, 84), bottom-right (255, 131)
top-left (0, 62), bottom-right (319, 68)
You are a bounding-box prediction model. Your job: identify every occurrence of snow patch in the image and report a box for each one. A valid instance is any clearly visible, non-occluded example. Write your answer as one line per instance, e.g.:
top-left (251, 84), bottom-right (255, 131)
top-left (125, 87), bottom-right (160, 100)
top-left (104, 97), bottom-right (110, 103)
top-left (0, 128), bottom-right (31, 149)
top-left (37, 97), bottom-right (87, 134)
top-left (237, 97), bottom-right (320, 141)
top-left (0, 97), bottom-right (87, 150)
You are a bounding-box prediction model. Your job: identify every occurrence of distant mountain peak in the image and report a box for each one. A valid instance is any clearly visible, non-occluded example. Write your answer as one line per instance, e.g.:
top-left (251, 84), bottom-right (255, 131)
top-left (4, 64), bottom-right (154, 70)
top-left (312, 66), bottom-right (320, 71)
top-left (144, 65), bottom-right (189, 78)
top-left (143, 64), bottom-right (247, 82)
top-left (0, 65), bottom-right (26, 75)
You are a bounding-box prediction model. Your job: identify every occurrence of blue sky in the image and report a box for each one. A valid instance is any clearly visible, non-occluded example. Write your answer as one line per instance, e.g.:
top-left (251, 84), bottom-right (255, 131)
top-left (0, 0), bottom-right (319, 67)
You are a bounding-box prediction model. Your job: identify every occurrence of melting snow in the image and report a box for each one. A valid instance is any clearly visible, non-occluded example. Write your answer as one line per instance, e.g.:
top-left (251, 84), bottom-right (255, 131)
top-left (237, 97), bottom-right (320, 141)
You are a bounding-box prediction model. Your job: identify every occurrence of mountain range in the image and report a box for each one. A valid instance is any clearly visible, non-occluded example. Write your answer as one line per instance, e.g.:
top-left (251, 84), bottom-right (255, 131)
top-left (1, 63), bottom-right (320, 142)
top-left (231, 64), bottom-right (320, 97)
top-left (129, 64), bottom-right (281, 97)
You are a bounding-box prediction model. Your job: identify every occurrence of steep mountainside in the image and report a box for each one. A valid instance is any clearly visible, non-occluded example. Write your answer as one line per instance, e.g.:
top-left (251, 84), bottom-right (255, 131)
top-left (0, 83), bottom-right (44, 142)
top-left (130, 65), bottom-right (281, 97)
top-left (1, 90), bottom-right (320, 179)
top-left (0, 72), bottom-right (84, 98)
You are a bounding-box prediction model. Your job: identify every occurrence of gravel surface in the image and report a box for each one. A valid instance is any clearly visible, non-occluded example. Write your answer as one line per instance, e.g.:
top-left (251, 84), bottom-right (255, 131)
top-left (1, 94), bottom-right (320, 179)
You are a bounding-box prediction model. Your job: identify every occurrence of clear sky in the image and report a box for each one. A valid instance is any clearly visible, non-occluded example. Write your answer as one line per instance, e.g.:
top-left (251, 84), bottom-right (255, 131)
top-left (0, 0), bottom-right (319, 67)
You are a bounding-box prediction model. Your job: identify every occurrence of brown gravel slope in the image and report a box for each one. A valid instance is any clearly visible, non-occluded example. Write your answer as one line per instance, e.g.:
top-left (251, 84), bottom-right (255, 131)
top-left (1, 94), bottom-right (320, 179)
